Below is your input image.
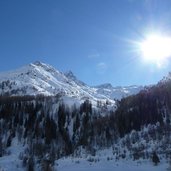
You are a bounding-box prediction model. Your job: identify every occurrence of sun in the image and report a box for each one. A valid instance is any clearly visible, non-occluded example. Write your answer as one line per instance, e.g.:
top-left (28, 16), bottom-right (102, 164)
top-left (139, 34), bottom-right (171, 66)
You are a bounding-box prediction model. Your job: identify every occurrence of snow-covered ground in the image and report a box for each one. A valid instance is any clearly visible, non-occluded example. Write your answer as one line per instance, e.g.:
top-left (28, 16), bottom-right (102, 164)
top-left (0, 138), bottom-right (24, 171)
top-left (0, 140), bottom-right (170, 171)
top-left (0, 150), bottom-right (169, 171)
top-left (56, 147), bottom-right (170, 171)
top-left (57, 157), bottom-right (168, 171)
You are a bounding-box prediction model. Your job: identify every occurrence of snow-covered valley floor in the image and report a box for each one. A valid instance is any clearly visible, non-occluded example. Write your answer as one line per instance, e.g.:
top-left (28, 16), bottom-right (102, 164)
top-left (0, 152), bottom-right (169, 171)
top-left (57, 157), bottom-right (168, 171)
top-left (0, 156), bottom-right (168, 171)
top-left (0, 139), bottom-right (170, 171)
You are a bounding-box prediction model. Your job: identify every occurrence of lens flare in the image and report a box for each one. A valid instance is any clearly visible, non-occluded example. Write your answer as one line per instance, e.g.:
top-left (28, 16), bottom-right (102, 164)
top-left (139, 34), bottom-right (171, 65)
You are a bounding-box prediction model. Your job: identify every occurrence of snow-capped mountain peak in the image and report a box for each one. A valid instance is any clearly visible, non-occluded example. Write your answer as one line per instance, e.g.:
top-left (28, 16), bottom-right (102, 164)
top-left (0, 61), bottom-right (143, 105)
top-left (30, 61), bottom-right (62, 76)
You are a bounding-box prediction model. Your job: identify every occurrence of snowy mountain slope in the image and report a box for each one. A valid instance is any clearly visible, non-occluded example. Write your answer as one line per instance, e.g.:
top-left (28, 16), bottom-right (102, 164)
top-left (0, 61), bottom-right (143, 104)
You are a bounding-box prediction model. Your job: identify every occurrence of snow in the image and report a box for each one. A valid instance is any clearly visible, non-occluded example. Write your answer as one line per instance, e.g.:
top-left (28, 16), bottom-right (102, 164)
top-left (94, 84), bottom-right (144, 100)
top-left (54, 143), bottom-right (169, 170)
top-left (56, 156), bottom-right (168, 171)
top-left (0, 138), bottom-right (24, 171)
top-left (1, 140), bottom-right (169, 171)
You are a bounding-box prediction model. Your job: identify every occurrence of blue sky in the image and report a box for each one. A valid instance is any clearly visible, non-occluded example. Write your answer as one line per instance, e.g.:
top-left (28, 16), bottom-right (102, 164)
top-left (1, 0), bottom-right (171, 86)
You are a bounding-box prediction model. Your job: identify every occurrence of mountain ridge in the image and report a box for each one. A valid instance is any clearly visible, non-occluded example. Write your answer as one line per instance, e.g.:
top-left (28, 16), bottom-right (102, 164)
top-left (0, 61), bottom-right (143, 102)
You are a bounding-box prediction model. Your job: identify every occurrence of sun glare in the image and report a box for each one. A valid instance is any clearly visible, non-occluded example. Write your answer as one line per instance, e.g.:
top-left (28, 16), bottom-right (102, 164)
top-left (139, 34), bottom-right (171, 66)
